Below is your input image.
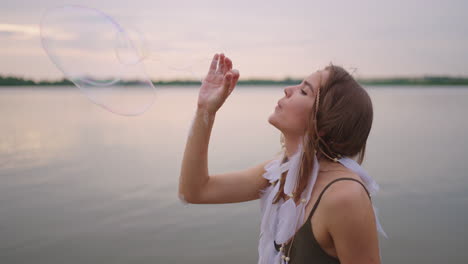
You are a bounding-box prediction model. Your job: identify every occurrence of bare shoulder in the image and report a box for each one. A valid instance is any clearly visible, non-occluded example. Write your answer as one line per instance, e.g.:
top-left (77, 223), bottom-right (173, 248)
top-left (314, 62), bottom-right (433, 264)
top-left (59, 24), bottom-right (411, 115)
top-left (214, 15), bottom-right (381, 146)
top-left (324, 171), bottom-right (371, 203)
top-left (319, 170), bottom-right (374, 223)
top-left (320, 171), bottom-right (380, 263)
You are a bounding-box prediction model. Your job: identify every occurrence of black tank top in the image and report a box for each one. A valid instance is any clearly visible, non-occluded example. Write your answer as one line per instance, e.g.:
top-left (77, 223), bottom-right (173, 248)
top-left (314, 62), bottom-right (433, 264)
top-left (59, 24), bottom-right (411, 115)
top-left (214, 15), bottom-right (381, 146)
top-left (274, 177), bottom-right (371, 264)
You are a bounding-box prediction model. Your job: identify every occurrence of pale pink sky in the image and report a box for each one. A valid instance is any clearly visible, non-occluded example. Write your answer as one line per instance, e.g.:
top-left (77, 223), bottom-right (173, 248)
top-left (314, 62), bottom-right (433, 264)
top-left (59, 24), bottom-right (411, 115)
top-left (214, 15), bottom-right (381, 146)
top-left (1, 0), bottom-right (467, 80)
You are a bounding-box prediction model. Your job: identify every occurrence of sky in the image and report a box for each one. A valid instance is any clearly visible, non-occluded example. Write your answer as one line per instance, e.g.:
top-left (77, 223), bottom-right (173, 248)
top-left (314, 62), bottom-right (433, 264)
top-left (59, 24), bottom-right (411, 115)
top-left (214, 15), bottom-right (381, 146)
top-left (0, 0), bottom-right (467, 80)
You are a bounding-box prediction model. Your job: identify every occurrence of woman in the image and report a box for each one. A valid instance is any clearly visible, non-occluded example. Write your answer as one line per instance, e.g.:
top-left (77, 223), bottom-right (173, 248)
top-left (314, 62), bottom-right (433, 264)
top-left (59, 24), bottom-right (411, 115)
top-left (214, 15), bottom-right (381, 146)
top-left (179, 53), bottom-right (387, 263)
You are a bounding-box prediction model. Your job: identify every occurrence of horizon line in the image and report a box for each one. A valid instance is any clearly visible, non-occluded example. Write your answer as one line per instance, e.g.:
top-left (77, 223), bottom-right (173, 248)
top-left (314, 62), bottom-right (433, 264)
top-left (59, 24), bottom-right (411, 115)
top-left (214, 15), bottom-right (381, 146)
top-left (3, 74), bottom-right (468, 83)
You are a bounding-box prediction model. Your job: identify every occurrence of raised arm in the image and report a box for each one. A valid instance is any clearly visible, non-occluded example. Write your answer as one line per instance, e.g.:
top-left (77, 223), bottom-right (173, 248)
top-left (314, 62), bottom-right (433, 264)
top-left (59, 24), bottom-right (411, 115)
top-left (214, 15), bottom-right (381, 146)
top-left (178, 53), bottom-right (271, 204)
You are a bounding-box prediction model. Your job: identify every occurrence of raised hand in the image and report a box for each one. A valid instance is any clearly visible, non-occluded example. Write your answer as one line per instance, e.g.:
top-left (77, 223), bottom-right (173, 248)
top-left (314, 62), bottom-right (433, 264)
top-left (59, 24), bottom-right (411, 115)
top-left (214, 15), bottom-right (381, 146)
top-left (197, 53), bottom-right (240, 114)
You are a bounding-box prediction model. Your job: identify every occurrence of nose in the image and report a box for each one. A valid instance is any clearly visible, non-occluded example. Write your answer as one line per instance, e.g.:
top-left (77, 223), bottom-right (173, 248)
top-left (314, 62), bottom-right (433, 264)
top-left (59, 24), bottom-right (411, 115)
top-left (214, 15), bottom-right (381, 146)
top-left (284, 86), bottom-right (292, 97)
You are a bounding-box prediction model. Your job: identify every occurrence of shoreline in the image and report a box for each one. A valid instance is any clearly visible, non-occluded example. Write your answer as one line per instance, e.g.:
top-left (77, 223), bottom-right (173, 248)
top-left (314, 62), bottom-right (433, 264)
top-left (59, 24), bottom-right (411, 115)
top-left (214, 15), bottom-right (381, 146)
top-left (0, 75), bottom-right (468, 87)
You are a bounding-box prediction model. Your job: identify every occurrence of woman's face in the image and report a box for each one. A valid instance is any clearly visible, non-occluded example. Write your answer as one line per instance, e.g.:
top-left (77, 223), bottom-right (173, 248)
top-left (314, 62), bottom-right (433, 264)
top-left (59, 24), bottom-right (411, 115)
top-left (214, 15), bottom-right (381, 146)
top-left (268, 69), bottom-right (330, 136)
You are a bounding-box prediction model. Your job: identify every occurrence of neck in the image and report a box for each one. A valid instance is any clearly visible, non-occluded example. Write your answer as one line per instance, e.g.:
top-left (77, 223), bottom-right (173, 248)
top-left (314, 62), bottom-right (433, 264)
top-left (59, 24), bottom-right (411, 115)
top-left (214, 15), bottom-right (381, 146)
top-left (283, 134), bottom-right (341, 167)
top-left (283, 134), bottom-right (302, 159)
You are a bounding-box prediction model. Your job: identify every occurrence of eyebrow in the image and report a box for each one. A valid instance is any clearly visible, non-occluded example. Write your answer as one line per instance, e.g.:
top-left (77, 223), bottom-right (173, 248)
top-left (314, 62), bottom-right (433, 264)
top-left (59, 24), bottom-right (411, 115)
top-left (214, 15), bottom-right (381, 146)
top-left (304, 80), bottom-right (315, 94)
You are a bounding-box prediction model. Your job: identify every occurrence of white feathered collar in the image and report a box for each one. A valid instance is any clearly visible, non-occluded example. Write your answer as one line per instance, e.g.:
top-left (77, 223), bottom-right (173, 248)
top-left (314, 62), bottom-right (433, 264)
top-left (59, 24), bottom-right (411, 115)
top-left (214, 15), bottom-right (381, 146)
top-left (258, 142), bottom-right (387, 264)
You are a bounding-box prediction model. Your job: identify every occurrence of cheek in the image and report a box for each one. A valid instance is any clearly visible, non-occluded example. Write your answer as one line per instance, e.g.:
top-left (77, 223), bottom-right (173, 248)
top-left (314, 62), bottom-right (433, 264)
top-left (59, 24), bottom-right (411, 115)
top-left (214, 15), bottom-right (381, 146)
top-left (286, 102), bottom-right (312, 128)
top-left (291, 101), bottom-right (312, 119)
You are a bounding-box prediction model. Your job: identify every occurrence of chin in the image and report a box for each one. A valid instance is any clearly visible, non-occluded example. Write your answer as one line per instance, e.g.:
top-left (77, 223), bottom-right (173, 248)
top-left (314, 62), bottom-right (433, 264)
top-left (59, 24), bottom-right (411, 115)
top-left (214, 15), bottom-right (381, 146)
top-left (267, 112), bottom-right (275, 124)
top-left (268, 114), bottom-right (281, 130)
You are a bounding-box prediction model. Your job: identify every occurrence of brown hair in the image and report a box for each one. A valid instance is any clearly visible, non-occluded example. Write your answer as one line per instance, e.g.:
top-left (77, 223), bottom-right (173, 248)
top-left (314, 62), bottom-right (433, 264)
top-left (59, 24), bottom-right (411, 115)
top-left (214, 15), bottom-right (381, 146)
top-left (273, 63), bottom-right (374, 204)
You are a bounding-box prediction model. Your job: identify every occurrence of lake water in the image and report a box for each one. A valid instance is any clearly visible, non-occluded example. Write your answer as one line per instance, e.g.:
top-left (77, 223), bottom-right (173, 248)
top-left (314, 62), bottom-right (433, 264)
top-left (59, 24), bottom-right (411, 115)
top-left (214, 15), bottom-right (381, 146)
top-left (1, 86), bottom-right (467, 263)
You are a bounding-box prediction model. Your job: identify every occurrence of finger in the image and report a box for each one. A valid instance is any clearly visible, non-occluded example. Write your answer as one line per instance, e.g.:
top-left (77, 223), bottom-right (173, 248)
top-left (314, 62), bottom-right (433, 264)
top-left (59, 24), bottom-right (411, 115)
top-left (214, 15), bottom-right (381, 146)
top-left (222, 72), bottom-right (233, 96)
top-left (208, 53), bottom-right (219, 74)
top-left (225, 57), bottom-right (232, 73)
top-left (229, 69), bottom-right (240, 94)
top-left (218, 53), bottom-right (225, 73)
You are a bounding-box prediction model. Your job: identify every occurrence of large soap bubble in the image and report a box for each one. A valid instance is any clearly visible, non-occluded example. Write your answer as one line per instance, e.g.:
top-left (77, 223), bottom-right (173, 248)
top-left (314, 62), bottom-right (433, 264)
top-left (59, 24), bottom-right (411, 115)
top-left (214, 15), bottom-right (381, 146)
top-left (40, 5), bottom-right (156, 116)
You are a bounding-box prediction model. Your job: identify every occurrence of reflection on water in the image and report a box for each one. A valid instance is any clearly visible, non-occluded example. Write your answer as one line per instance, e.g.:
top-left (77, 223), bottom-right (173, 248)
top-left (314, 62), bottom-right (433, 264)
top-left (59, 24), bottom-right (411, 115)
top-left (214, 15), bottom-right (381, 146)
top-left (1, 86), bottom-right (468, 263)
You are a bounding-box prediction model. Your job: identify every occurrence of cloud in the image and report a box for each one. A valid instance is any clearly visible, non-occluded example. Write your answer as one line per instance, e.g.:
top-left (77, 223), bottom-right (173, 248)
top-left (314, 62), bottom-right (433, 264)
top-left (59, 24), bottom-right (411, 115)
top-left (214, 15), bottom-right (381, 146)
top-left (0, 23), bottom-right (75, 41)
top-left (0, 24), bottom-right (39, 39)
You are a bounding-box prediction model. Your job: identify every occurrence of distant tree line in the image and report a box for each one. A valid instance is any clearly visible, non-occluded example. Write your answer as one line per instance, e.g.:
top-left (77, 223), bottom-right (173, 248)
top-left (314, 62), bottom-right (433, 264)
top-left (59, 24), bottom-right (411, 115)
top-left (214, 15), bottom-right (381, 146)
top-left (358, 76), bottom-right (468, 86)
top-left (0, 76), bottom-right (73, 86)
top-left (1, 75), bottom-right (468, 86)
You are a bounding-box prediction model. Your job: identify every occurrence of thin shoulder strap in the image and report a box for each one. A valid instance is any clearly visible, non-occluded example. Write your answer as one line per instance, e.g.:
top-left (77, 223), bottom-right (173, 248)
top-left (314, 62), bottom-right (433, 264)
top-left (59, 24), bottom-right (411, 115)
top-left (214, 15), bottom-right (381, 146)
top-left (307, 177), bottom-right (371, 222)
